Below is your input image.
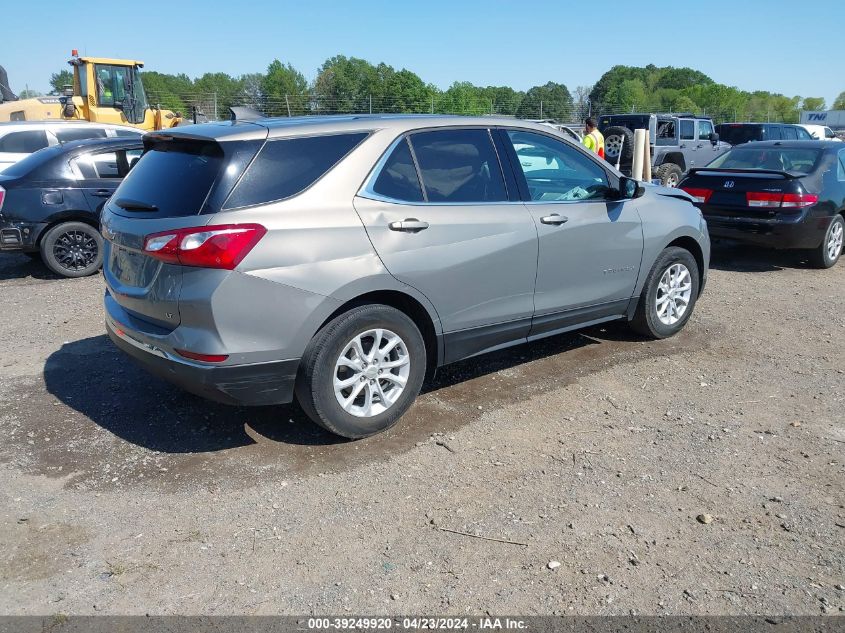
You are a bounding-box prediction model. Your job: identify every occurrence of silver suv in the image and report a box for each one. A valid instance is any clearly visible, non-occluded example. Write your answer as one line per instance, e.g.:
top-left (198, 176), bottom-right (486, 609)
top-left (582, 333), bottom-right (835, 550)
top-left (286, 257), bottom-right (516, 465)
top-left (101, 115), bottom-right (710, 438)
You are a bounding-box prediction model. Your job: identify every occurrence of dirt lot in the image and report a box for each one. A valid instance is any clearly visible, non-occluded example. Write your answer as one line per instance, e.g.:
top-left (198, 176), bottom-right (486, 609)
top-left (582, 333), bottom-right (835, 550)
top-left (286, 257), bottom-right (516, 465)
top-left (0, 244), bottom-right (843, 616)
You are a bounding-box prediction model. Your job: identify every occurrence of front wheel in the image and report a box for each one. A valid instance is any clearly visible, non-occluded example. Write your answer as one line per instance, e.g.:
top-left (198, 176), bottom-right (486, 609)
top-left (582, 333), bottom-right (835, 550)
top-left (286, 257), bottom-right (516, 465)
top-left (295, 304), bottom-right (427, 439)
top-left (39, 221), bottom-right (103, 278)
top-left (630, 247), bottom-right (700, 339)
top-left (808, 214), bottom-right (844, 269)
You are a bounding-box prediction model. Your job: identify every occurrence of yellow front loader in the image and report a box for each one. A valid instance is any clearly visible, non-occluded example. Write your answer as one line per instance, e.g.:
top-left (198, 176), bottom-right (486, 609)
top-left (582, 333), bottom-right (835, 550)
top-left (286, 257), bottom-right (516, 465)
top-left (0, 51), bottom-right (183, 130)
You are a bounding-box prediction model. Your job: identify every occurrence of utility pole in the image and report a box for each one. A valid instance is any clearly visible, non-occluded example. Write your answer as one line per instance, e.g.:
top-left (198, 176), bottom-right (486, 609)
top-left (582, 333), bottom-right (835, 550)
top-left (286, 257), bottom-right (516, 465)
top-left (431, 95), bottom-right (434, 114)
top-left (285, 94), bottom-right (291, 117)
top-left (540, 100), bottom-right (543, 119)
top-left (213, 91), bottom-right (218, 121)
top-left (369, 94), bottom-right (372, 114)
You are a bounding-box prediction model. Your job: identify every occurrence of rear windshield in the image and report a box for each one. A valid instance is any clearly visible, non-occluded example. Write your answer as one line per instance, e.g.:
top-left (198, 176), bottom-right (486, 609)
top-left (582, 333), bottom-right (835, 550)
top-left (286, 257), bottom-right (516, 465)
top-left (111, 140), bottom-right (223, 216)
top-left (706, 147), bottom-right (822, 174)
top-left (716, 125), bottom-right (764, 145)
top-left (224, 132), bottom-right (368, 209)
top-left (54, 127), bottom-right (108, 143)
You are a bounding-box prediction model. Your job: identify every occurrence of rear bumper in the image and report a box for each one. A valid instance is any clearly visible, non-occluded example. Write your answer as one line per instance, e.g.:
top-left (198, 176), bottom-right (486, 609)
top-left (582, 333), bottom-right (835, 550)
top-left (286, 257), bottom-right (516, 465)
top-left (0, 219), bottom-right (46, 252)
top-left (105, 315), bottom-right (299, 407)
top-left (704, 213), bottom-right (827, 249)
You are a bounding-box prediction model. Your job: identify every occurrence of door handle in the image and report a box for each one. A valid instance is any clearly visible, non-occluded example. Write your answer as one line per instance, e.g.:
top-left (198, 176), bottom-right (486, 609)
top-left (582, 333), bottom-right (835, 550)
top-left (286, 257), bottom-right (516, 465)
top-left (93, 189), bottom-right (113, 197)
top-left (540, 214), bottom-right (569, 225)
top-left (389, 218), bottom-right (429, 232)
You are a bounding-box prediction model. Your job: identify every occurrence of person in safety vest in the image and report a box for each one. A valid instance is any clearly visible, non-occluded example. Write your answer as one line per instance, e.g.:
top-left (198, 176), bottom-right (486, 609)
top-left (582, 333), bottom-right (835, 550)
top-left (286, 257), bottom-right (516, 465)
top-left (582, 117), bottom-right (605, 159)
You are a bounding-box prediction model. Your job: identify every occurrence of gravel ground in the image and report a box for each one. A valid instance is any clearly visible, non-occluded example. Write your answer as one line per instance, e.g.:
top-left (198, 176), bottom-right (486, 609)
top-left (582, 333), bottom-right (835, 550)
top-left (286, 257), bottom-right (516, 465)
top-left (0, 244), bottom-right (843, 616)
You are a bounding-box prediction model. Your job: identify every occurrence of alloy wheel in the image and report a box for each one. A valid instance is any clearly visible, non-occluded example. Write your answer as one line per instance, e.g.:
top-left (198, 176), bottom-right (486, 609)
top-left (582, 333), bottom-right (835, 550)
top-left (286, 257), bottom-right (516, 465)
top-left (333, 328), bottom-right (411, 418)
top-left (53, 230), bottom-right (98, 271)
top-left (828, 220), bottom-right (844, 262)
top-left (655, 263), bottom-right (692, 326)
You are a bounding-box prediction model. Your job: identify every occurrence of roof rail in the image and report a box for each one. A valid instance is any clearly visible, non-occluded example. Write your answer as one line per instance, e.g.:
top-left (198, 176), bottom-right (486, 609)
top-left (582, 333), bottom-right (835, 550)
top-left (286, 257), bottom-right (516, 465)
top-left (229, 106), bottom-right (265, 122)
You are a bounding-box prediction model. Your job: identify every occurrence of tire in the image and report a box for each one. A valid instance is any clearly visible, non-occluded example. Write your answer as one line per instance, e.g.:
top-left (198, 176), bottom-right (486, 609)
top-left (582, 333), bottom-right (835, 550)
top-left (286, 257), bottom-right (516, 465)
top-left (807, 214), bottom-right (844, 269)
top-left (655, 163), bottom-right (684, 188)
top-left (630, 247), bottom-right (700, 339)
top-left (603, 126), bottom-right (634, 167)
top-left (39, 221), bottom-right (103, 278)
top-left (295, 304), bottom-right (427, 439)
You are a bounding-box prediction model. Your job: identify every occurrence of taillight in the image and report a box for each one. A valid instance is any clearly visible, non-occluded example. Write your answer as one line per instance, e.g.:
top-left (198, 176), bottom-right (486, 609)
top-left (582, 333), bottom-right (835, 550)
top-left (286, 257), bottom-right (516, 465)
top-left (0, 185), bottom-right (5, 212)
top-left (746, 192), bottom-right (782, 208)
top-left (780, 193), bottom-right (818, 208)
top-left (746, 192), bottom-right (818, 209)
top-left (143, 223), bottom-right (266, 269)
top-left (680, 187), bottom-right (713, 204)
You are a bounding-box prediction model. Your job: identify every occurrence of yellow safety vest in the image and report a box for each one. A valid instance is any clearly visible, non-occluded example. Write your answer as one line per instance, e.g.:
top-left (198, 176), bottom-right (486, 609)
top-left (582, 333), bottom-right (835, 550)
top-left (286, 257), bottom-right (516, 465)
top-left (583, 130), bottom-right (605, 158)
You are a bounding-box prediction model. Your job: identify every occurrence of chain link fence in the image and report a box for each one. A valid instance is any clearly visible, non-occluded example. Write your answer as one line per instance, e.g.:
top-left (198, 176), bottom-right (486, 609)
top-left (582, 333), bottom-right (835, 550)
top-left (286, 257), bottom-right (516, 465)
top-left (145, 91), bottom-right (793, 126)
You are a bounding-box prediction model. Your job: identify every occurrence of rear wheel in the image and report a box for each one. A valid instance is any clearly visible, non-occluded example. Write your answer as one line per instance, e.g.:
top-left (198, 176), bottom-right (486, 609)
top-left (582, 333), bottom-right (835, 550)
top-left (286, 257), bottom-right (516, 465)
top-left (39, 221), bottom-right (103, 278)
top-left (295, 304), bottom-right (427, 439)
top-left (808, 214), bottom-right (844, 269)
top-left (630, 247), bottom-right (700, 339)
top-left (655, 163), bottom-right (683, 188)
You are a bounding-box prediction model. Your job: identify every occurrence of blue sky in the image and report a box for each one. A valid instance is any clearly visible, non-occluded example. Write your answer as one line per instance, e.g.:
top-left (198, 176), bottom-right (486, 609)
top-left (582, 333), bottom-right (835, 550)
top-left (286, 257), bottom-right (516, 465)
top-left (3, 0), bottom-right (843, 106)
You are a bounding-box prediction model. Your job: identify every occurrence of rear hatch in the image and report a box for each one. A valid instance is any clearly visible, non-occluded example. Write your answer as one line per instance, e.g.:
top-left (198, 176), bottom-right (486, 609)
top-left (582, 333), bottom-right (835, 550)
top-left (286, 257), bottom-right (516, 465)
top-left (102, 124), bottom-right (266, 329)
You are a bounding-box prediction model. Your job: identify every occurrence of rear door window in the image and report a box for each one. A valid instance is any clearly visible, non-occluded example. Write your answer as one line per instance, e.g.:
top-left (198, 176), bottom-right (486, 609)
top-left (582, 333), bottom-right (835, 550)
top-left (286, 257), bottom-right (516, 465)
top-left (0, 130), bottom-right (49, 153)
top-left (110, 140), bottom-right (224, 216)
top-left (782, 126), bottom-right (797, 140)
top-left (697, 120), bottom-right (714, 141)
top-left (224, 132), bottom-right (368, 209)
top-left (408, 128), bottom-right (507, 203)
top-left (55, 127), bottom-right (109, 143)
top-left (837, 150), bottom-right (845, 181)
top-left (74, 148), bottom-right (143, 179)
top-left (767, 126), bottom-right (783, 140)
top-left (680, 120), bottom-right (695, 141)
top-left (370, 138), bottom-right (424, 202)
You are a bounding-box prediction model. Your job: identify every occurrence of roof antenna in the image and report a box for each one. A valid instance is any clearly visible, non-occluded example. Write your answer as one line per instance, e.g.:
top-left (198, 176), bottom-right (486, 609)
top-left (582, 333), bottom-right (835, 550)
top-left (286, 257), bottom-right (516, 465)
top-left (229, 106), bottom-right (264, 122)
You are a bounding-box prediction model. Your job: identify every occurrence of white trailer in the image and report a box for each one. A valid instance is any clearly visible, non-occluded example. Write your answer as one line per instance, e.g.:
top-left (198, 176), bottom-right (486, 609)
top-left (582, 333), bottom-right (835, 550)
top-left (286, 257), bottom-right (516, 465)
top-left (800, 110), bottom-right (845, 130)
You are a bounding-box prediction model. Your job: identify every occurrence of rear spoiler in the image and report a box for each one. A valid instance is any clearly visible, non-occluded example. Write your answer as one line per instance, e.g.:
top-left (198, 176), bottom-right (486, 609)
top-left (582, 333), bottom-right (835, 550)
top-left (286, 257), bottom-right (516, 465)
top-left (686, 168), bottom-right (799, 179)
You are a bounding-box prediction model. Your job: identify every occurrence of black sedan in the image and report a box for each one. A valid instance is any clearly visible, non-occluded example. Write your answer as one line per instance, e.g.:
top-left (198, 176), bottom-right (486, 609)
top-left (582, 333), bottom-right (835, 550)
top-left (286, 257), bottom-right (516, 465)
top-left (679, 141), bottom-right (845, 268)
top-left (0, 137), bottom-right (143, 277)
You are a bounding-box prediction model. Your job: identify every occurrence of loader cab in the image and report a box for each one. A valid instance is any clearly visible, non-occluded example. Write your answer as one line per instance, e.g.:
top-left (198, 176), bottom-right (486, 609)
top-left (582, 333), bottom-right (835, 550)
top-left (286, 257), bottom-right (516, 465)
top-left (69, 53), bottom-right (150, 126)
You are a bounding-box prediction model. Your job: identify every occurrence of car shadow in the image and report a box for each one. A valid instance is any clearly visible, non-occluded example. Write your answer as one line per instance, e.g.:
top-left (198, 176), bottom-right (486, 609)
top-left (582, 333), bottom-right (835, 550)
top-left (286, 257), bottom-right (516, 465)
top-left (42, 324), bottom-right (613, 455)
top-left (0, 253), bottom-right (61, 281)
top-left (709, 240), bottom-right (815, 272)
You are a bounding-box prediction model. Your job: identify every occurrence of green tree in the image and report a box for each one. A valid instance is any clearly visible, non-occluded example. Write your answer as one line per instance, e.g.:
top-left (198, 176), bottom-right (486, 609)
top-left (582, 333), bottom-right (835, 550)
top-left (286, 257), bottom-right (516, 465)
top-left (194, 72), bottom-right (244, 119)
top-left (18, 88), bottom-right (42, 99)
top-left (142, 71), bottom-right (192, 115)
top-left (603, 78), bottom-right (648, 112)
top-left (383, 69), bottom-right (430, 113)
top-left (834, 91), bottom-right (845, 110)
top-left (261, 59), bottom-right (308, 115)
top-left (438, 81), bottom-right (487, 115)
top-left (802, 97), bottom-right (826, 111)
top-left (516, 82), bottom-right (573, 120)
top-left (313, 55), bottom-right (380, 113)
top-left (49, 70), bottom-right (73, 94)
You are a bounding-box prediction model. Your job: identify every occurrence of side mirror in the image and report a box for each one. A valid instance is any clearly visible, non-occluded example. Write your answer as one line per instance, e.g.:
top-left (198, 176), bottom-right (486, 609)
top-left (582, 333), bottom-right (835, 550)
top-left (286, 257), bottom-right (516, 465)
top-left (709, 132), bottom-right (719, 145)
top-left (619, 176), bottom-right (644, 199)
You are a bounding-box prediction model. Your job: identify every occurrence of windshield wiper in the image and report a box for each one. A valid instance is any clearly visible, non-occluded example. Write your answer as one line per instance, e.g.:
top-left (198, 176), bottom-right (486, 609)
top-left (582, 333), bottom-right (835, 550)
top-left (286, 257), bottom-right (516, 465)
top-left (115, 198), bottom-right (158, 212)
